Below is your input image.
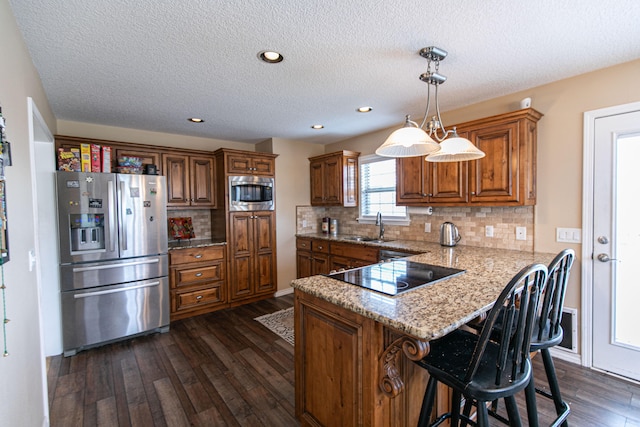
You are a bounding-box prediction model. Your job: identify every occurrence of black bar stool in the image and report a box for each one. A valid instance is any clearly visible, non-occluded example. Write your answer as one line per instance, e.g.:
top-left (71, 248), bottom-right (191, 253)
top-left (524, 248), bottom-right (575, 427)
top-left (414, 263), bottom-right (548, 427)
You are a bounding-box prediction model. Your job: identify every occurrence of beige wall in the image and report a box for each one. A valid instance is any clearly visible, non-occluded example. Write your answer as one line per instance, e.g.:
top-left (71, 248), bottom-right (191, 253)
top-left (326, 58), bottom-right (640, 348)
top-left (270, 139), bottom-right (324, 292)
top-left (0, 0), bottom-right (57, 424)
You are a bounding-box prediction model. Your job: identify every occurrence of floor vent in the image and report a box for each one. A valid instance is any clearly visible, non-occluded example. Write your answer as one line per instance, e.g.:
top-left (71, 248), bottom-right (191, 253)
top-left (557, 307), bottom-right (578, 353)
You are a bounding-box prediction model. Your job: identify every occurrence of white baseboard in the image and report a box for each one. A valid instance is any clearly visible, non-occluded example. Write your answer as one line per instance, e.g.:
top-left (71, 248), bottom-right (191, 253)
top-left (275, 287), bottom-right (294, 298)
top-left (549, 347), bottom-right (582, 365)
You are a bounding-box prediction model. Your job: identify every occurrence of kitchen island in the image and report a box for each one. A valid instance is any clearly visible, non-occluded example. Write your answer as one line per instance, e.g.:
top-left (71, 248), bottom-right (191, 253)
top-left (291, 243), bottom-right (556, 427)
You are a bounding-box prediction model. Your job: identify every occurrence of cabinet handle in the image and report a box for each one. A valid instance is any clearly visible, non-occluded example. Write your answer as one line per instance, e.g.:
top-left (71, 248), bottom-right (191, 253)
top-left (301, 243), bottom-right (307, 248)
top-left (428, 193), bottom-right (433, 197)
top-left (470, 191), bottom-right (476, 195)
top-left (195, 272), bottom-right (203, 277)
top-left (194, 254), bottom-right (203, 259)
top-left (196, 295), bottom-right (203, 301)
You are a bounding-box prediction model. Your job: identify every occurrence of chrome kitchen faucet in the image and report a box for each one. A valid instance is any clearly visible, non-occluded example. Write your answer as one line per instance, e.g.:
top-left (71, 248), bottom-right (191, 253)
top-left (376, 211), bottom-right (384, 240)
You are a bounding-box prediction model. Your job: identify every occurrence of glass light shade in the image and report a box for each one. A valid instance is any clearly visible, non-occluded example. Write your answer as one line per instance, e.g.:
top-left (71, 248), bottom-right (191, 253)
top-left (376, 124), bottom-right (440, 158)
top-left (426, 134), bottom-right (485, 162)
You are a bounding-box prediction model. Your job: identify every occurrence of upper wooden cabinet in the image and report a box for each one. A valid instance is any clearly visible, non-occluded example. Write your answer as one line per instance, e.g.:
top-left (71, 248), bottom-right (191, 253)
top-left (309, 150), bottom-right (360, 207)
top-left (225, 152), bottom-right (275, 176)
top-left (163, 153), bottom-right (216, 208)
top-left (396, 108), bottom-right (542, 207)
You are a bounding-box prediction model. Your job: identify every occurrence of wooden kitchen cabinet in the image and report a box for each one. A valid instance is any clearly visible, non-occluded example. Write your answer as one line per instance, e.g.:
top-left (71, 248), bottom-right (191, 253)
top-left (169, 245), bottom-right (227, 320)
top-left (163, 153), bottom-right (216, 208)
top-left (296, 237), bottom-right (330, 278)
top-left (396, 108), bottom-right (542, 207)
top-left (309, 150), bottom-right (360, 207)
top-left (296, 238), bottom-right (381, 278)
top-left (329, 241), bottom-right (379, 271)
top-left (396, 155), bottom-right (468, 205)
top-left (295, 290), bottom-right (440, 427)
top-left (226, 152), bottom-right (275, 176)
top-left (228, 211), bottom-right (277, 301)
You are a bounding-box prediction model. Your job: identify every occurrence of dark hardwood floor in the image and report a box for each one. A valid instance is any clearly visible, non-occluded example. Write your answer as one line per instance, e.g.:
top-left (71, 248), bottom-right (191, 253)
top-left (47, 294), bottom-right (640, 426)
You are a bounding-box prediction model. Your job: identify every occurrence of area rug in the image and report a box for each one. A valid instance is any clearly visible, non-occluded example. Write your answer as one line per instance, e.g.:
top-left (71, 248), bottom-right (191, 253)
top-left (254, 307), bottom-right (294, 346)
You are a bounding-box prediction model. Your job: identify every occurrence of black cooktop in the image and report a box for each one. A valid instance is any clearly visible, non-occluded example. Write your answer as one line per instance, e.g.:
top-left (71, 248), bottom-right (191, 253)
top-left (327, 260), bottom-right (465, 296)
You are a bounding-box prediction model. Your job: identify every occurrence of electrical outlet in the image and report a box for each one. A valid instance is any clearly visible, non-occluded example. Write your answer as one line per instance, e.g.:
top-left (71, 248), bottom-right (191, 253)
top-left (302, 219), bottom-right (307, 227)
top-left (485, 225), bottom-right (494, 237)
top-left (424, 223), bottom-right (431, 233)
top-left (516, 226), bottom-right (527, 241)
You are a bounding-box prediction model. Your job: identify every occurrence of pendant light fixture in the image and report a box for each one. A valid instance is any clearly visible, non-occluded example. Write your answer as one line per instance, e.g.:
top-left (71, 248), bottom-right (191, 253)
top-left (376, 46), bottom-right (485, 162)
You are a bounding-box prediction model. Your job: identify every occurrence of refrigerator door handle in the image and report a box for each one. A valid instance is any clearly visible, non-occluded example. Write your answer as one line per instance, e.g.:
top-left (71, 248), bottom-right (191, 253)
top-left (73, 281), bottom-right (160, 299)
top-left (72, 258), bottom-right (160, 273)
top-left (120, 180), bottom-right (128, 251)
top-left (108, 180), bottom-right (116, 252)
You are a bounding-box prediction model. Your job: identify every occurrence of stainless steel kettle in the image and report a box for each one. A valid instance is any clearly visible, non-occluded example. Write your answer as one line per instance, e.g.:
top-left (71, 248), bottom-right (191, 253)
top-left (440, 222), bottom-right (461, 247)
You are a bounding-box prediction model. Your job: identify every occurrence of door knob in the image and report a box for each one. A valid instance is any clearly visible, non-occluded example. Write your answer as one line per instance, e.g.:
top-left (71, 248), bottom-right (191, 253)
top-left (597, 236), bottom-right (609, 244)
top-left (597, 253), bottom-right (618, 262)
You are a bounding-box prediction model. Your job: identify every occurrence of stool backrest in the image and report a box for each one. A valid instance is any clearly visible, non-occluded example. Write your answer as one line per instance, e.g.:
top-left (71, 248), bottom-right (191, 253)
top-left (534, 249), bottom-right (576, 343)
top-left (466, 263), bottom-right (548, 386)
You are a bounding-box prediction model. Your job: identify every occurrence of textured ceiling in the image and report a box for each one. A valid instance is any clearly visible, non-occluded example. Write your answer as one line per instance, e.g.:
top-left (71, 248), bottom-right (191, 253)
top-left (8, 0), bottom-right (640, 145)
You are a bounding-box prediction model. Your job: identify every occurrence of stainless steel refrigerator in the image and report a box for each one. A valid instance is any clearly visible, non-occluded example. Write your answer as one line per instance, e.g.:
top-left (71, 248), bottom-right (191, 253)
top-left (56, 171), bottom-right (169, 356)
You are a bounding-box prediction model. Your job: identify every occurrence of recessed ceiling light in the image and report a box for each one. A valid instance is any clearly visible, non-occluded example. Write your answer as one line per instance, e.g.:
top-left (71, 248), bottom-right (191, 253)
top-left (258, 51), bottom-right (284, 63)
top-left (311, 124), bottom-right (324, 130)
top-left (357, 106), bottom-right (373, 113)
top-left (188, 118), bottom-right (205, 123)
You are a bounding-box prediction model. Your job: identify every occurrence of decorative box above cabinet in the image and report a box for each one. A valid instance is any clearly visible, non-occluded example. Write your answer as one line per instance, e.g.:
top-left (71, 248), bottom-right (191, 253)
top-left (396, 108), bottom-right (542, 207)
top-left (309, 150), bottom-right (360, 207)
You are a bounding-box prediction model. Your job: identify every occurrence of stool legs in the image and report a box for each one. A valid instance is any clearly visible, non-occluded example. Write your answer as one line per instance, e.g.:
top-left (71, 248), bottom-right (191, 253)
top-left (541, 348), bottom-right (570, 427)
top-left (525, 349), bottom-right (570, 427)
top-left (418, 376), bottom-right (438, 427)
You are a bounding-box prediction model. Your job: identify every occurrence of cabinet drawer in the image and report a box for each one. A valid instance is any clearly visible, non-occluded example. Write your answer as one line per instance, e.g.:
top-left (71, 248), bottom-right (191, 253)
top-left (174, 285), bottom-right (223, 311)
top-left (330, 242), bottom-right (378, 263)
top-left (169, 245), bottom-right (225, 265)
top-left (297, 238), bottom-right (312, 251)
top-left (312, 240), bottom-right (330, 254)
top-left (174, 264), bottom-right (223, 287)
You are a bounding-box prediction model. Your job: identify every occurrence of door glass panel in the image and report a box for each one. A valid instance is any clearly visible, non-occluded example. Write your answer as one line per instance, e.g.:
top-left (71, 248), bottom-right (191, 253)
top-left (614, 133), bottom-right (640, 350)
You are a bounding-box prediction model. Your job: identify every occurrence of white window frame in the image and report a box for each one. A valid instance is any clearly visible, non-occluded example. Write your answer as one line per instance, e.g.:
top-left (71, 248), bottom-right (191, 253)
top-left (357, 154), bottom-right (410, 226)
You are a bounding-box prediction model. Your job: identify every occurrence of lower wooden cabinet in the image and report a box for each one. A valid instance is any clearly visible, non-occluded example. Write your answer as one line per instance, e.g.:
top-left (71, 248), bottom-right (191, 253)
top-left (295, 289), bottom-right (447, 427)
top-left (169, 245), bottom-right (227, 320)
top-left (296, 238), bottom-right (382, 278)
top-left (229, 211), bottom-right (277, 301)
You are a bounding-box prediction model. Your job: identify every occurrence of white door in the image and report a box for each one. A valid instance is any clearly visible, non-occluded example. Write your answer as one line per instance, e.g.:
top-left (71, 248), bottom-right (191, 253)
top-left (592, 108), bottom-right (640, 381)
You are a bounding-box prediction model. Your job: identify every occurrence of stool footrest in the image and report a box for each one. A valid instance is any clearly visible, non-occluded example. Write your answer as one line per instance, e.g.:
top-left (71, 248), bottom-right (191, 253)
top-left (535, 387), bottom-right (571, 427)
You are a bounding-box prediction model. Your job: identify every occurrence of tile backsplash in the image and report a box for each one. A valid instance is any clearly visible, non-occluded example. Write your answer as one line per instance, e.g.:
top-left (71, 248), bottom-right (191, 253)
top-left (296, 205), bottom-right (534, 251)
top-left (167, 209), bottom-right (212, 241)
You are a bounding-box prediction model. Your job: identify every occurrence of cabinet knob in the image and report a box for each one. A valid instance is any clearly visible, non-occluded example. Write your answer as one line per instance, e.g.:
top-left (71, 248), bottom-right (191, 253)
top-left (470, 191), bottom-right (476, 195)
top-left (195, 272), bottom-right (203, 277)
top-left (194, 254), bottom-right (203, 259)
top-left (317, 245), bottom-right (324, 250)
top-left (428, 193), bottom-right (433, 197)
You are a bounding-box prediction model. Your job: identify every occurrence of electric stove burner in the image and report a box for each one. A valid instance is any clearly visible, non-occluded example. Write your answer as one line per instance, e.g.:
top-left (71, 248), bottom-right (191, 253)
top-left (327, 260), bottom-right (465, 296)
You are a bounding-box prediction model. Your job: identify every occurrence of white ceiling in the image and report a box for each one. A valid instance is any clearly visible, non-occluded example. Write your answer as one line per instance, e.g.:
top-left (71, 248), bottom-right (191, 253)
top-left (9, 0), bottom-right (640, 145)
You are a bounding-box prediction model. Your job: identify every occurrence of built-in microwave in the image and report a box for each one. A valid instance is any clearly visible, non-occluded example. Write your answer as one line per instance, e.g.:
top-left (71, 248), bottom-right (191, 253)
top-left (229, 175), bottom-right (274, 211)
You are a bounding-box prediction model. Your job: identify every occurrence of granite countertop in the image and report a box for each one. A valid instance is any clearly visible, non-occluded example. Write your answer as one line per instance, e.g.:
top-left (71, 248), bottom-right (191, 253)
top-left (168, 238), bottom-right (226, 250)
top-left (291, 241), bottom-right (556, 341)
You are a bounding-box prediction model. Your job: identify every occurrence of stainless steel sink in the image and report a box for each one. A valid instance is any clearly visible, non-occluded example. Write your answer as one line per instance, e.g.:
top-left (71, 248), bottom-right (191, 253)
top-left (342, 236), bottom-right (394, 243)
top-left (343, 236), bottom-right (371, 241)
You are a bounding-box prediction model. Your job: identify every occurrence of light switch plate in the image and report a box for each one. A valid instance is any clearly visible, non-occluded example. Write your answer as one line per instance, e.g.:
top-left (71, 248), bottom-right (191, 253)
top-left (556, 227), bottom-right (581, 243)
